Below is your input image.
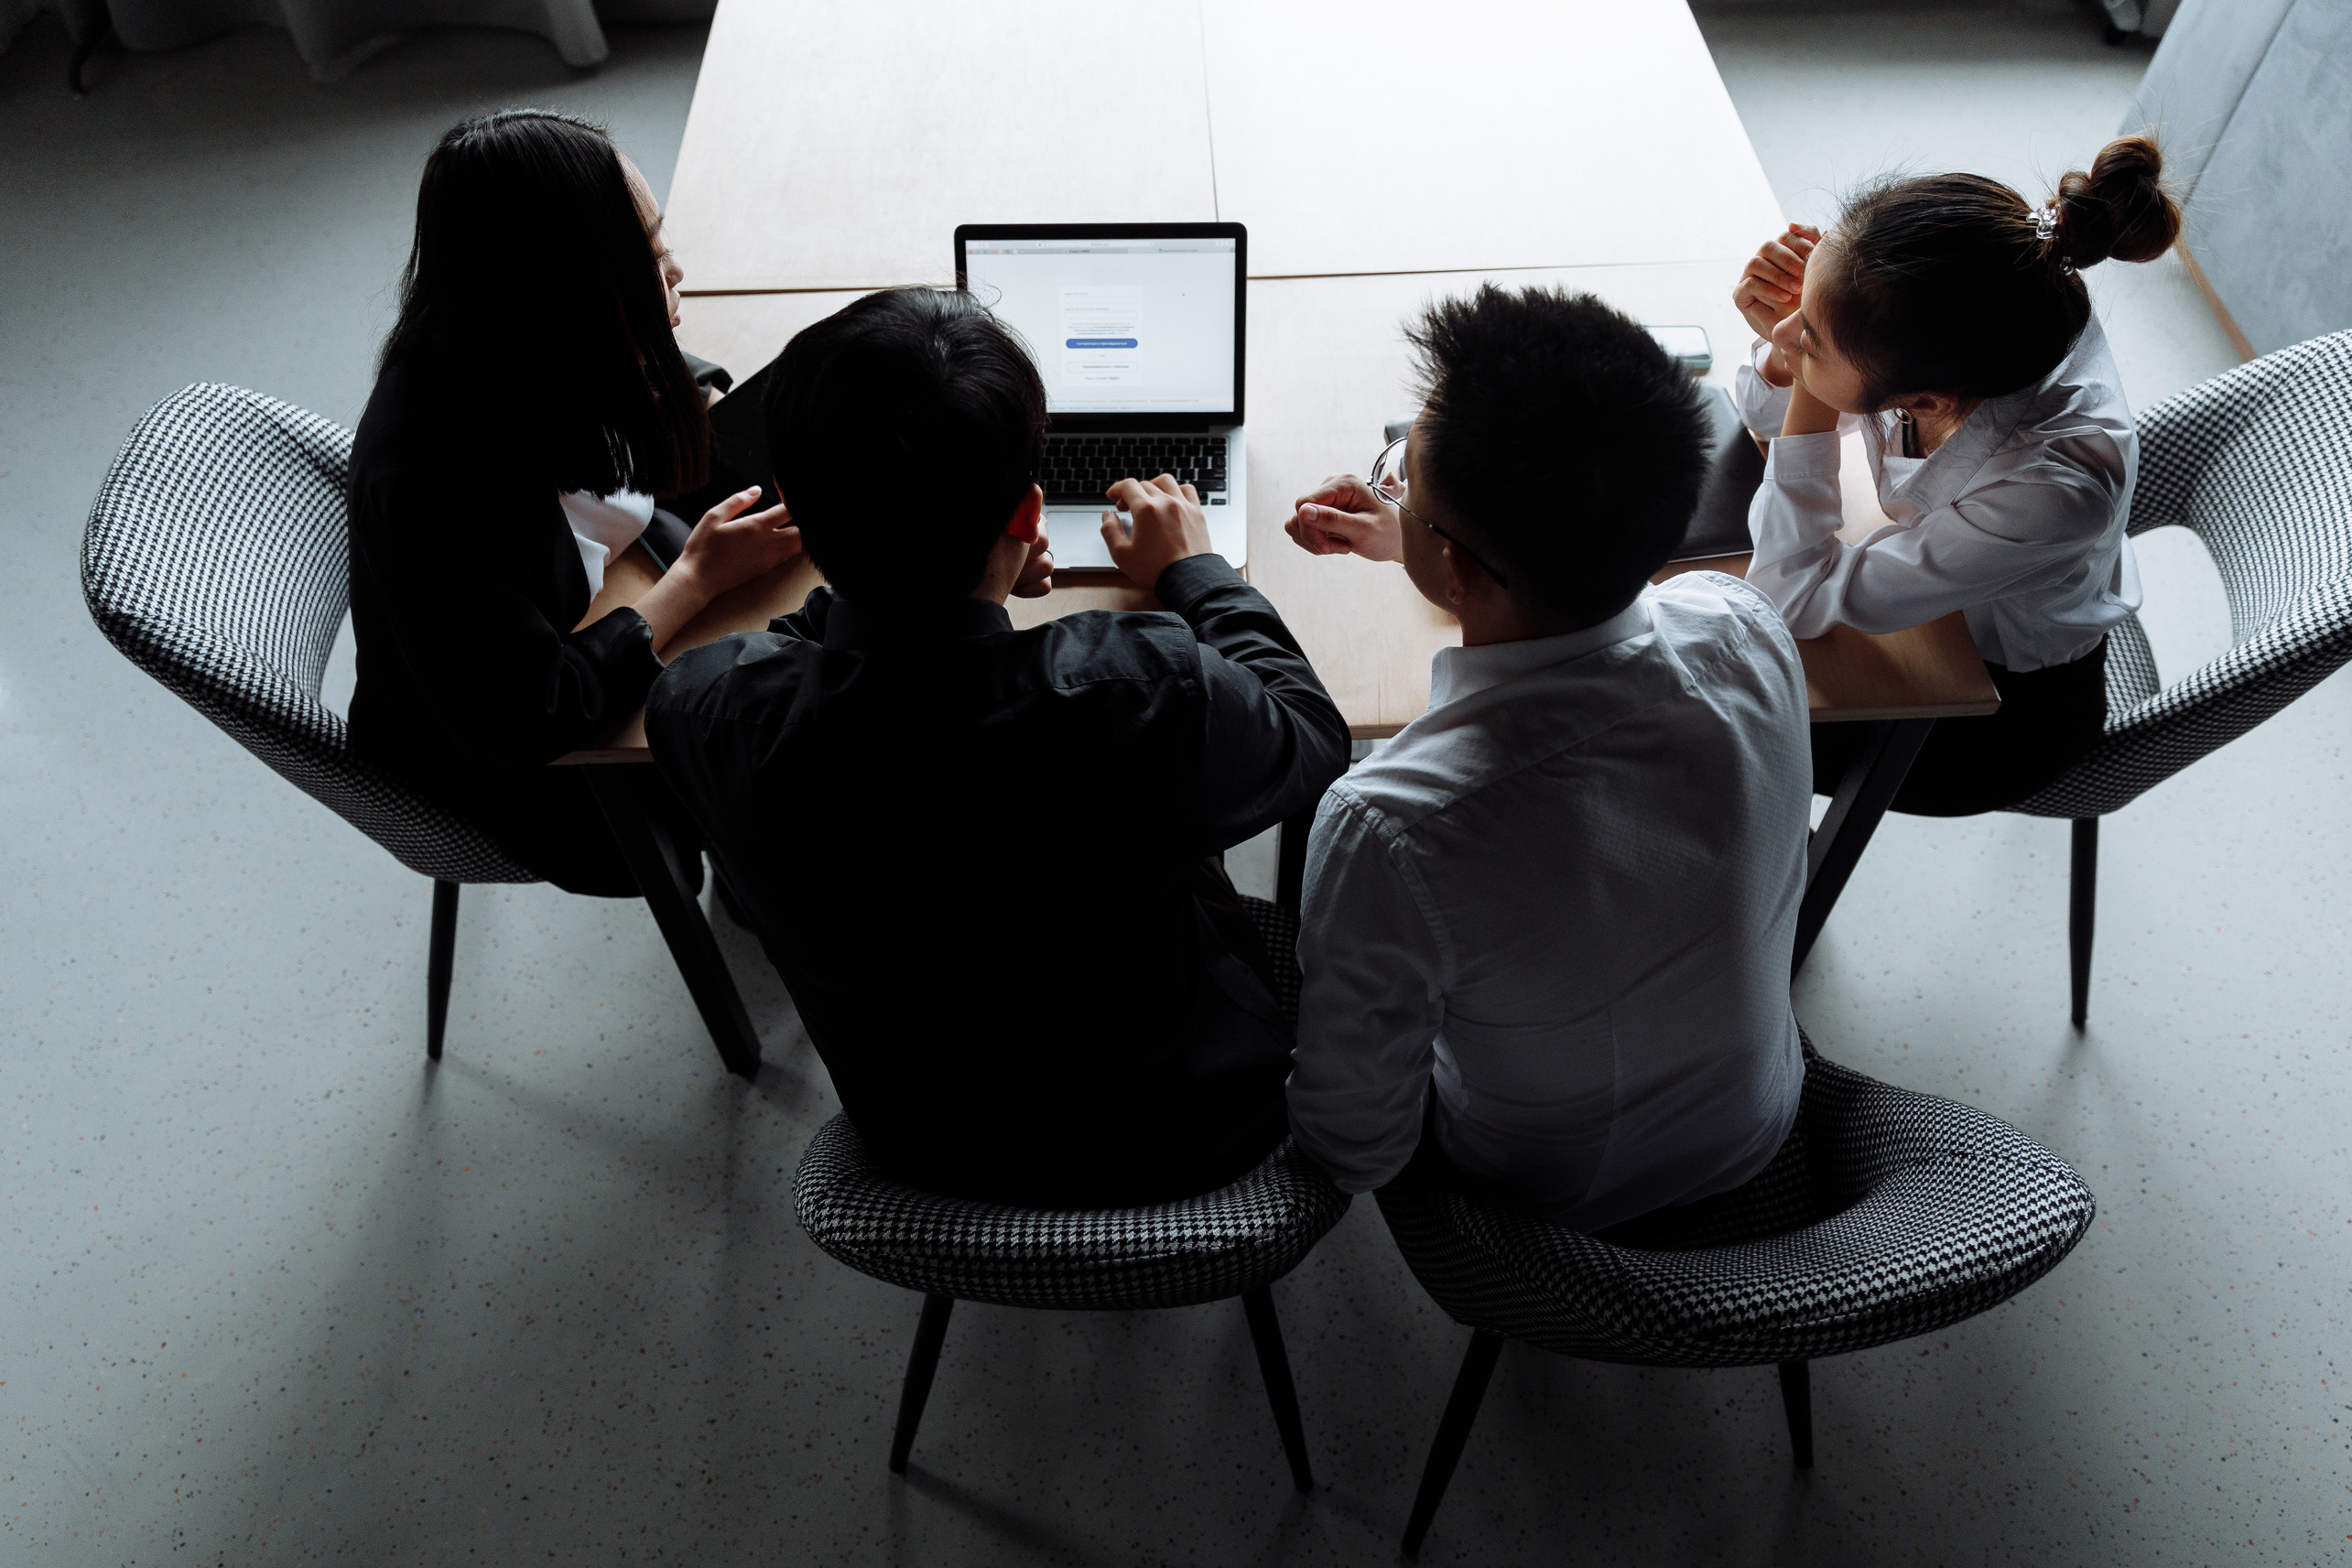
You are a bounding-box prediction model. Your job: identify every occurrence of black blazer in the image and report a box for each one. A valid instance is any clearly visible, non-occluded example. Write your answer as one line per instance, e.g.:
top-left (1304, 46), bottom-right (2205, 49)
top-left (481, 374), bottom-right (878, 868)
top-left (345, 359), bottom-right (664, 875)
top-left (645, 558), bottom-right (1351, 1206)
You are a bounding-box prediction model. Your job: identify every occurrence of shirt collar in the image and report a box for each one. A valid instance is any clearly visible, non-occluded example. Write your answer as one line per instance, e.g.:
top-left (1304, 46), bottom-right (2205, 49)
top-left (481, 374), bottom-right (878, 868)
top-left (821, 592), bottom-right (1014, 650)
top-left (1428, 597), bottom-right (1652, 708)
top-left (1885, 314), bottom-right (2112, 510)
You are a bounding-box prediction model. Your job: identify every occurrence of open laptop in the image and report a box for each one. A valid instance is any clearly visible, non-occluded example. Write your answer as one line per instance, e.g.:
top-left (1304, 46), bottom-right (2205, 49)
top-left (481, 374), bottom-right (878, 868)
top-left (956, 222), bottom-right (1248, 572)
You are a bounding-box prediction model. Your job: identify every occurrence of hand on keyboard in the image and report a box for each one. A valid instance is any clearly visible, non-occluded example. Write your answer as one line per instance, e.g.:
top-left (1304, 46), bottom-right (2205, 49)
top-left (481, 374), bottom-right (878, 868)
top-left (1101, 474), bottom-right (1214, 589)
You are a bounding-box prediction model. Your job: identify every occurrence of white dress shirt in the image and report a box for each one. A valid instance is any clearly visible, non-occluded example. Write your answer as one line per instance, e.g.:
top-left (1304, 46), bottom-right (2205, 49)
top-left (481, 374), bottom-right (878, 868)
top-left (558, 488), bottom-right (656, 597)
top-left (1735, 313), bottom-right (2143, 673)
top-left (1286, 574), bottom-right (1812, 1231)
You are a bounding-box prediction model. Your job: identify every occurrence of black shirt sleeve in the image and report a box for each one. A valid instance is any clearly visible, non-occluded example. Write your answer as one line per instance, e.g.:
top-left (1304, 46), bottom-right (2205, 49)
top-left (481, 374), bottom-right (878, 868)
top-left (1153, 554), bottom-right (1351, 851)
top-left (347, 462), bottom-right (665, 767)
top-left (679, 351), bottom-right (734, 396)
top-left (765, 585), bottom-right (835, 643)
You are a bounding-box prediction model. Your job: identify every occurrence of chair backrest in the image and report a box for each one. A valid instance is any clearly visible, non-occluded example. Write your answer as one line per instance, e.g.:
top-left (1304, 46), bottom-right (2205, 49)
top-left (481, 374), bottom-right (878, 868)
top-left (81, 384), bottom-right (534, 883)
top-left (2015, 331), bottom-right (2352, 818)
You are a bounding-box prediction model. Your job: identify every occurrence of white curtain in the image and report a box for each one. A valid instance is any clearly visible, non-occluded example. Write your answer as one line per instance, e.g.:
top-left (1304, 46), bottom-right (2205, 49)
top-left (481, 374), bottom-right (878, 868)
top-left (6, 0), bottom-right (715, 80)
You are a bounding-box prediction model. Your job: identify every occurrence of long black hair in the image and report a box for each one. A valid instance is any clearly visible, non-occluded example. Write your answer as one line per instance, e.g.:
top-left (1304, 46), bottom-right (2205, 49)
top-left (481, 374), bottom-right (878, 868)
top-left (1820, 135), bottom-right (2182, 409)
top-left (380, 108), bottom-right (708, 496)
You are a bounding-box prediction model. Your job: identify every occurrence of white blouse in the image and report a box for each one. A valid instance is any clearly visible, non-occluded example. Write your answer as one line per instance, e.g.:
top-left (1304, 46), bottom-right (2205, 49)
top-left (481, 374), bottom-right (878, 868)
top-left (1734, 314), bottom-right (2143, 673)
top-left (558, 488), bottom-right (656, 598)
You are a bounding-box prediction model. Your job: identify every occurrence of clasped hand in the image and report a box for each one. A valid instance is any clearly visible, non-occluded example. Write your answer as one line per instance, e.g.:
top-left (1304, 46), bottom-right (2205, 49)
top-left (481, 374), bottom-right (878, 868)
top-left (1284, 474), bottom-right (1403, 562)
top-left (1733, 222), bottom-right (1821, 389)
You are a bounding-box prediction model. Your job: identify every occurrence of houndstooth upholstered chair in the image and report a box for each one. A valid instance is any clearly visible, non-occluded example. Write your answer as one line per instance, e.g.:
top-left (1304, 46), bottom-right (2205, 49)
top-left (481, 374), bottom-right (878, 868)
top-left (81, 384), bottom-right (543, 1059)
top-left (2010, 331), bottom-right (2352, 1024)
top-left (1378, 1033), bottom-right (2095, 1558)
top-left (792, 896), bottom-right (1348, 1490)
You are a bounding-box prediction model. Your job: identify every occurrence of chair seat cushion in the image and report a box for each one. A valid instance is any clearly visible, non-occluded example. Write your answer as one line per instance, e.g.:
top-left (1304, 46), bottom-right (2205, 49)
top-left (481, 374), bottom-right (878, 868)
top-left (793, 1117), bottom-right (1349, 1311)
top-left (1375, 1046), bottom-right (2096, 1367)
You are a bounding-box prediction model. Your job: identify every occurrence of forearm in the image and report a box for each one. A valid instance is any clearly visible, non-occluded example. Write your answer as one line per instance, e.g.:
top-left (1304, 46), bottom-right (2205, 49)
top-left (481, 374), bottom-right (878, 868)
top-left (1157, 555), bottom-right (1350, 844)
top-left (628, 562), bottom-right (721, 654)
top-left (1782, 381), bottom-right (1844, 438)
top-left (1743, 427), bottom-right (1850, 638)
top-left (1157, 556), bottom-right (1335, 719)
top-left (1750, 449), bottom-right (2102, 639)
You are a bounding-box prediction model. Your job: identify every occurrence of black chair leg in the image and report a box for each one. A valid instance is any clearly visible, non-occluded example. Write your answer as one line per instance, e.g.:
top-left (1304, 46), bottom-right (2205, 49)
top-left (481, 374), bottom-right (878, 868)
top-left (2069, 817), bottom-right (2098, 1028)
top-left (1240, 1284), bottom-right (1314, 1493)
top-left (890, 1293), bottom-right (955, 1475)
top-left (1777, 1358), bottom-right (1814, 1470)
top-left (583, 763), bottom-right (763, 1080)
top-left (426, 880), bottom-right (459, 1062)
top-left (1794, 717), bottom-right (1937, 972)
top-left (1402, 1330), bottom-right (1504, 1559)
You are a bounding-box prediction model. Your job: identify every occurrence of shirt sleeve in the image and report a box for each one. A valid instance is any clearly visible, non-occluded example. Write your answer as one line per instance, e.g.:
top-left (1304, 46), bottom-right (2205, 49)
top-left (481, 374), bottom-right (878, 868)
top-left (348, 468), bottom-right (664, 767)
top-left (1732, 337), bottom-right (1794, 438)
top-left (1285, 785), bottom-right (1447, 1192)
top-left (1153, 554), bottom-right (1351, 851)
top-left (766, 585), bottom-right (834, 643)
top-left (1733, 338), bottom-right (1863, 441)
top-left (1746, 430), bottom-right (2125, 641)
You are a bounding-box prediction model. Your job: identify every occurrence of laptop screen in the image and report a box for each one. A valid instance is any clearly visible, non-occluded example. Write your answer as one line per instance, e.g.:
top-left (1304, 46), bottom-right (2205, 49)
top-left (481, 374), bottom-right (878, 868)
top-left (959, 232), bottom-right (1241, 419)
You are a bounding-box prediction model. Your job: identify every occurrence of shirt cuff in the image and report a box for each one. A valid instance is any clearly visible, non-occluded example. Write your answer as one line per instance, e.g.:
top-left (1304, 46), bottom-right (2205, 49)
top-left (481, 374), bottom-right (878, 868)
top-left (1733, 337), bottom-right (1794, 436)
top-left (1762, 429), bottom-right (1842, 481)
top-left (1152, 552), bottom-right (1242, 616)
top-left (573, 604), bottom-right (665, 694)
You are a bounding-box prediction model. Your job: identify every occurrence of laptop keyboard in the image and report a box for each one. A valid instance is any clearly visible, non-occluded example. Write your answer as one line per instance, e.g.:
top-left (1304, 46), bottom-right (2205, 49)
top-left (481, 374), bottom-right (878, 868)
top-left (1044, 433), bottom-right (1229, 504)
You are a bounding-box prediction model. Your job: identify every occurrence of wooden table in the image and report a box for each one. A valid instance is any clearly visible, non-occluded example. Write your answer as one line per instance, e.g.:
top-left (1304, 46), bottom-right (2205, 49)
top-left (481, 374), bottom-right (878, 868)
top-left (562, 0), bottom-right (1995, 1076)
top-left (564, 428), bottom-right (1996, 989)
top-left (662, 0), bottom-right (1782, 293)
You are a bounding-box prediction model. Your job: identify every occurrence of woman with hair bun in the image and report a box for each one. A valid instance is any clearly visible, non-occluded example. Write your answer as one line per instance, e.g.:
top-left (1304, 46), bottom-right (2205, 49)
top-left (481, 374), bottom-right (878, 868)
top-left (1730, 135), bottom-right (2180, 814)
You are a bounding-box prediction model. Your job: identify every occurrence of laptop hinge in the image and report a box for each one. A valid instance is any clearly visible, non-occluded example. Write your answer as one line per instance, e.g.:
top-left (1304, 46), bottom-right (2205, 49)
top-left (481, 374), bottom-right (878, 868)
top-left (1047, 414), bottom-right (1224, 435)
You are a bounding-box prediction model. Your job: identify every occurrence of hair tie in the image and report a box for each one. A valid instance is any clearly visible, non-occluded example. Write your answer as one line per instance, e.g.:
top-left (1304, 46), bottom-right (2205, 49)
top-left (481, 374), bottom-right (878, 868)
top-left (2034, 202), bottom-right (2059, 243)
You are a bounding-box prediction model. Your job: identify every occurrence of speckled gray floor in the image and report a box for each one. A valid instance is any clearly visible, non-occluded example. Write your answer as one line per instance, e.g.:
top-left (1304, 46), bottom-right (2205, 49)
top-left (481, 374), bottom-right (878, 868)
top-left (5, 6), bottom-right (2347, 1564)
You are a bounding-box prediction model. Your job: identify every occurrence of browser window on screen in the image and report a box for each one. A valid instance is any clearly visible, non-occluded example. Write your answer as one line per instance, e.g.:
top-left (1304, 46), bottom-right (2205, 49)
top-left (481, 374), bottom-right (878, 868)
top-left (961, 237), bottom-right (1238, 416)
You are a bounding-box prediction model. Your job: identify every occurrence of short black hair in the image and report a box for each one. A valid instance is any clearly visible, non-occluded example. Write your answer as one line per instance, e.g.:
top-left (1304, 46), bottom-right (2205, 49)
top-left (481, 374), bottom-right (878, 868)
top-left (1407, 286), bottom-right (1708, 625)
top-left (763, 288), bottom-right (1047, 602)
top-left (382, 108), bottom-right (708, 497)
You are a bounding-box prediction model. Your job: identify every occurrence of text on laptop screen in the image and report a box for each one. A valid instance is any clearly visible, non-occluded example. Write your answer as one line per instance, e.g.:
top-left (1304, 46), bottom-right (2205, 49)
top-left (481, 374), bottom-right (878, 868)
top-left (961, 237), bottom-right (1237, 416)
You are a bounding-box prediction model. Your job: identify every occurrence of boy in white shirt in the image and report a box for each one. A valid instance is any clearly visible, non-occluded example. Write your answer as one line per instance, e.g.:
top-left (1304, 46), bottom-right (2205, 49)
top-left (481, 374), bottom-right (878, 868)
top-left (1280, 286), bottom-right (1813, 1228)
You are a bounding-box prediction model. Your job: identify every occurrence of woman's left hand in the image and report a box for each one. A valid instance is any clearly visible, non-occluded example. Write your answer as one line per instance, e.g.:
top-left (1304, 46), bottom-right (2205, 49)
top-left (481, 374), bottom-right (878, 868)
top-left (678, 486), bottom-right (804, 595)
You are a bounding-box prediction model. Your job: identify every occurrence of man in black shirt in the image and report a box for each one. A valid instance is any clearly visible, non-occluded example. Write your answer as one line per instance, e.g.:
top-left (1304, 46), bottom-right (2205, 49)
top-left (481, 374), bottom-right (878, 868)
top-left (646, 288), bottom-right (1349, 1207)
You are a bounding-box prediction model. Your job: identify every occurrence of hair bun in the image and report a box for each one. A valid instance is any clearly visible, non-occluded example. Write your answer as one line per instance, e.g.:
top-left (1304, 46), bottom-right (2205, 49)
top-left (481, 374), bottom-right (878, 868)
top-left (2052, 135), bottom-right (2181, 267)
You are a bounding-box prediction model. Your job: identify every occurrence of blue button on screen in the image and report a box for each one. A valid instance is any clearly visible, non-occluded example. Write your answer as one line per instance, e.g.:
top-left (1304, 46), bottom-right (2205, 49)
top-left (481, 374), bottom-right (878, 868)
top-left (1066, 338), bottom-right (1139, 349)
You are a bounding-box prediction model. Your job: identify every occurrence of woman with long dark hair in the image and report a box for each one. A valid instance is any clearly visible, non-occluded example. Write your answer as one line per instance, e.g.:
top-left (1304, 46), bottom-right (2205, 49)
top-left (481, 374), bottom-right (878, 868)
top-left (348, 108), bottom-right (799, 893)
top-left (1730, 135), bottom-right (2181, 814)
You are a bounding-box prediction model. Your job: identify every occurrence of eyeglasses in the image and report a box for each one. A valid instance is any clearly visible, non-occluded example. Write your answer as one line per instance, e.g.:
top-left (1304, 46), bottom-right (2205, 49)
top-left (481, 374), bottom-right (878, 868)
top-left (1369, 435), bottom-right (1512, 589)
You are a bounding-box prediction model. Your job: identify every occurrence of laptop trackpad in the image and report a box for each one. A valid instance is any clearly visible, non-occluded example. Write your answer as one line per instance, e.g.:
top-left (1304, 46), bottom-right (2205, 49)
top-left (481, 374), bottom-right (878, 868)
top-left (1045, 507), bottom-right (1120, 571)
